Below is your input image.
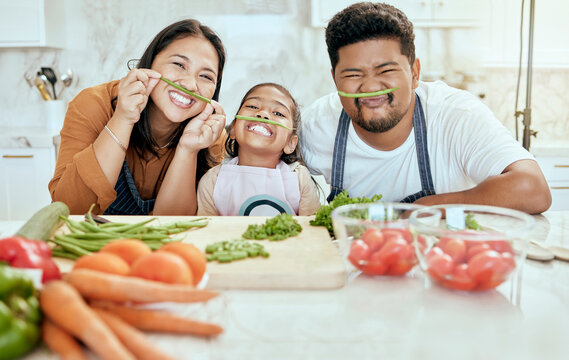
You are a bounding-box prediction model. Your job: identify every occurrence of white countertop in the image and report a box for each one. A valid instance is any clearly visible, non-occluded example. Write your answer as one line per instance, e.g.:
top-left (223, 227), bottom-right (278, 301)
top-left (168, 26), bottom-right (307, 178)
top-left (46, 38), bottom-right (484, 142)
top-left (4, 211), bottom-right (568, 360)
top-left (0, 127), bottom-right (59, 148)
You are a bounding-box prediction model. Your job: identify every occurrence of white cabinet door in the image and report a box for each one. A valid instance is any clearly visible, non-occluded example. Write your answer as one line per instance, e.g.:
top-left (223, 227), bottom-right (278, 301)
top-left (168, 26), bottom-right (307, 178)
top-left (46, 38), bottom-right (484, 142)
top-left (534, 156), bottom-right (569, 211)
top-left (0, 147), bottom-right (55, 220)
top-left (0, 0), bottom-right (65, 47)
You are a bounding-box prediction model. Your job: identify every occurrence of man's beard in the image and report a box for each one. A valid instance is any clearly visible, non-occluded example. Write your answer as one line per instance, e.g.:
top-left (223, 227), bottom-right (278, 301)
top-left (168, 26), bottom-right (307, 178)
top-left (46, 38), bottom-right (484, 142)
top-left (352, 94), bottom-right (407, 133)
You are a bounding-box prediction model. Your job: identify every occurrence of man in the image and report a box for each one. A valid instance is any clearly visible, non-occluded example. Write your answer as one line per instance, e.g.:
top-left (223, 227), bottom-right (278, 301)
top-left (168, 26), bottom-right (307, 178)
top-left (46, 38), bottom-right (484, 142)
top-left (299, 2), bottom-right (551, 214)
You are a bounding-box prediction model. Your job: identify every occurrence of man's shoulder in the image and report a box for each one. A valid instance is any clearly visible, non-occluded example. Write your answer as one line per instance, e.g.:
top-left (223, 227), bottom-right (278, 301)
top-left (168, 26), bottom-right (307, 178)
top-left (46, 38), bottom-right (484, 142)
top-left (418, 80), bottom-right (485, 111)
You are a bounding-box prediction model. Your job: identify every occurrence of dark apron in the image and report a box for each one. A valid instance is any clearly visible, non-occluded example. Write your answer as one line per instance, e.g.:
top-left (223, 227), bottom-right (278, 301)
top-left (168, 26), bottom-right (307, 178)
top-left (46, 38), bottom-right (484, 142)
top-left (327, 94), bottom-right (435, 203)
top-left (103, 160), bottom-right (156, 215)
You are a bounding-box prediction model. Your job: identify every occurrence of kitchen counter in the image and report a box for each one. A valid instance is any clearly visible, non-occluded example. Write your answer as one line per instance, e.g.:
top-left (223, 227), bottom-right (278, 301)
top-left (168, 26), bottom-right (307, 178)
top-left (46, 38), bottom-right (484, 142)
top-left (3, 211), bottom-right (568, 360)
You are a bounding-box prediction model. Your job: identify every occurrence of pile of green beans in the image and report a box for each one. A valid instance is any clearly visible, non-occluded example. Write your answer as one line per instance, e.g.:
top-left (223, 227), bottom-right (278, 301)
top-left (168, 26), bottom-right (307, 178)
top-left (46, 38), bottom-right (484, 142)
top-left (50, 215), bottom-right (209, 260)
top-left (205, 239), bottom-right (269, 263)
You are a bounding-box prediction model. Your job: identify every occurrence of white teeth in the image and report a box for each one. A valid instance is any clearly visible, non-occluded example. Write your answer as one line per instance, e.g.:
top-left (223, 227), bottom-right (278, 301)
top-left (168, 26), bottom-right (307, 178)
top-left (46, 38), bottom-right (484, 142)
top-left (169, 91), bottom-right (192, 105)
top-left (249, 125), bottom-right (272, 136)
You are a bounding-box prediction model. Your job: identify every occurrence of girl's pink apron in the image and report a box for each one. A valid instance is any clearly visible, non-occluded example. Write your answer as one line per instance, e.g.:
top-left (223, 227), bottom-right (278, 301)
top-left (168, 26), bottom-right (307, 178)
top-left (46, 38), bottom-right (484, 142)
top-left (213, 157), bottom-right (301, 216)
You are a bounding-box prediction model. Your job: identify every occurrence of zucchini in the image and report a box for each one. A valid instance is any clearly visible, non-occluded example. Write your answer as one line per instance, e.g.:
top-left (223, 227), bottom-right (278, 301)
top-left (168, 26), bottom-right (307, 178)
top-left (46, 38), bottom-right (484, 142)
top-left (15, 202), bottom-right (70, 241)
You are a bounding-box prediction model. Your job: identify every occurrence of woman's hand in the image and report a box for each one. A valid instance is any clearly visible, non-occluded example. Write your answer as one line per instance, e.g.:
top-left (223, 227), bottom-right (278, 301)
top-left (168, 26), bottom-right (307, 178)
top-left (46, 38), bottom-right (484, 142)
top-left (114, 69), bottom-right (161, 124)
top-left (179, 100), bottom-right (225, 153)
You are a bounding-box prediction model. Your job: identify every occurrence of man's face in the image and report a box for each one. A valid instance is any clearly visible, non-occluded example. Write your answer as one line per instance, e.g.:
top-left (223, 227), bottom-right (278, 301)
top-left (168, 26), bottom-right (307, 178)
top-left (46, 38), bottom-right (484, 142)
top-left (333, 38), bottom-right (419, 134)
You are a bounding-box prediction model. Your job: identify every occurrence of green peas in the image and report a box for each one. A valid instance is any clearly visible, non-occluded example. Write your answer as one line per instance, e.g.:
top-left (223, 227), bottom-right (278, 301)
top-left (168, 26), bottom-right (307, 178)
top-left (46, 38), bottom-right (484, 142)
top-left (205, 239), bottom-right (270, 263)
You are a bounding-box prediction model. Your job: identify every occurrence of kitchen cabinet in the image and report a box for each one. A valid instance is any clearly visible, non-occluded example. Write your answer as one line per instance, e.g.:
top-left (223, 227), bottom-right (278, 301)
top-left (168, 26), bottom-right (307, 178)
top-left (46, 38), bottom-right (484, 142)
top-left (535, 156), bottom-right (569, 211)
top-left (0, 0), bottom-right (65, 48)
top-left (0, 147), bottom-right (55, 220)
top-left (311, 0), bottom-right (483, 28)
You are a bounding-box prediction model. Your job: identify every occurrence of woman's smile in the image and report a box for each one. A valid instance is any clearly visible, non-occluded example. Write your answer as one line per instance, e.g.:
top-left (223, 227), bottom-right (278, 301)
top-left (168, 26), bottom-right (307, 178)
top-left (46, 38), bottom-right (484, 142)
top-left (168, 90), bottom-right (196, 109)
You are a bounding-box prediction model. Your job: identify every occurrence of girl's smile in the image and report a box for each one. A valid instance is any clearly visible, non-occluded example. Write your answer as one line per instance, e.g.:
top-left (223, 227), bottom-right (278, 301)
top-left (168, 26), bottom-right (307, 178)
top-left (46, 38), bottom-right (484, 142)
top-left (246, 122), bottom-right (274, 137)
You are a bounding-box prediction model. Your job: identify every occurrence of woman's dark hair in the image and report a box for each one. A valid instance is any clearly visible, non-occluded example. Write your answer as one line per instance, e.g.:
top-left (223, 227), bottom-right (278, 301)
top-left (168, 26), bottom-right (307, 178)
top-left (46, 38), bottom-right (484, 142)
top-left (120, 19), bottom-right (226, 184)
top-left (325, 2), bottom-right (415, 71)
top-left (225, 83), bottom-right (303, 165)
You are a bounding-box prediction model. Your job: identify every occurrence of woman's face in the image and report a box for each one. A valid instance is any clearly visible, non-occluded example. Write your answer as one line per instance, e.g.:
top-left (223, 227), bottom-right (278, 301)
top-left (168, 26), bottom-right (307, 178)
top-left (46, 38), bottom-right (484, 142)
top-left (231, 86), bottom-right (297, 157)
top-left (149, 36), bottom-right (219, 124)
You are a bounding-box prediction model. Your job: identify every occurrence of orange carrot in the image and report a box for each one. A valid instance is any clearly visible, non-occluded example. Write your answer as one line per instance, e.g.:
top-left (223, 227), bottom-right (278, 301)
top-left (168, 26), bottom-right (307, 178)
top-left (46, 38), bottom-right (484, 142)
top-left (65, 268), bottom-right (218, 303)
top-left (90, 300), bottom-right (223, 337)
top-left (93, 308), bottom-right (175, 360)
top-left (42, 320), bottom-right (88, 360)
top-left (39, 281), bottom-right (135, 360)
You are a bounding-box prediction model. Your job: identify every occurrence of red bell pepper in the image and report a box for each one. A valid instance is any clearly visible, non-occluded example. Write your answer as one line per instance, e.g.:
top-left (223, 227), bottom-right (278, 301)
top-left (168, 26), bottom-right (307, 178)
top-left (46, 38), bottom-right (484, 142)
top-left (0, 236), bottom-right (61, 283)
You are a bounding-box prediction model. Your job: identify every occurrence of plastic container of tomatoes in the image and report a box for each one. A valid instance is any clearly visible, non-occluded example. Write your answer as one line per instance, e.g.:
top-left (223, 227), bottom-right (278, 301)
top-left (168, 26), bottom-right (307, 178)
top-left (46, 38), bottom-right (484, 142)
top-left (331, 202), bottom-right (424, 277)
top-left (408, 204), bottom-right (535, 292)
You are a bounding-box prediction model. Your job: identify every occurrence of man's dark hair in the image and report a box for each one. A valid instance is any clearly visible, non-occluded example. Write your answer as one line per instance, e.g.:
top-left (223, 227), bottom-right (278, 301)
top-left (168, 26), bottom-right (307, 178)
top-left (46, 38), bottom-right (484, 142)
top-left (325, 2), bottom-right (415, 71)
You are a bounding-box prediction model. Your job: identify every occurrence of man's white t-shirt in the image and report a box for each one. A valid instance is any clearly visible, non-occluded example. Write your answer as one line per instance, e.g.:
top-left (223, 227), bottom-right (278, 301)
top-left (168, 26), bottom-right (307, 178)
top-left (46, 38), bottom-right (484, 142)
top-left (299, 81), bottom-right (533, 202)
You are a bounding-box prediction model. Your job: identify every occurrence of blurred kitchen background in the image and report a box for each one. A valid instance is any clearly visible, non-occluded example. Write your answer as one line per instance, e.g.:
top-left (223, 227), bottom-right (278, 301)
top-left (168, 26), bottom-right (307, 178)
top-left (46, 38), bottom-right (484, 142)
top-left (1, 0), bottom-right (569, 219)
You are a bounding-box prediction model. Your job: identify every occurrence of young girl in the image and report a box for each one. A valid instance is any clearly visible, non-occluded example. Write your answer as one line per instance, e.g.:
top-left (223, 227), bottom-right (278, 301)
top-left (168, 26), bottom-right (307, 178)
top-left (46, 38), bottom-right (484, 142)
top-left (197, 83), bottom-right (322, 216)
top-left (49, 19), bottom-right (227, 215)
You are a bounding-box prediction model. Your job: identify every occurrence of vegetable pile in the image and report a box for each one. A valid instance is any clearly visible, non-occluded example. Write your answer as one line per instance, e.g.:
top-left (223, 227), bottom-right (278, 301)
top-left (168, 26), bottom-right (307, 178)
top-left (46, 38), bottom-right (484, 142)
top-left (424, 235), bottom-right (516, 291)
top-left (242, 213), bottom-right (302, 241)
top-left (50, 208), bottom-right (208, 260)
top-left (348, 228), bottom-right (424, 276)
top-left (310, 191), bottom-right (383, 237)
top-left (205, 239), bottom-right (270, 263)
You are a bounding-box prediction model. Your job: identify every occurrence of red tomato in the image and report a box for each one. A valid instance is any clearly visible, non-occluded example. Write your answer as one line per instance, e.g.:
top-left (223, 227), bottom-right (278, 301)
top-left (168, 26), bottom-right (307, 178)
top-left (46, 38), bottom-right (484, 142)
top-left (426, 246), bottom-right (444, 262)
top-left (382, 228), bottom-right (412, 243)
top-left (348, 239), bottom-right (371, 267)
top-left (465, 243), bottom-right (491, 261)
top-left (467, 250), bottom-right (504, 285)
top-left (426, 253), bottom-right (454, 282)
top-left (436, 236), bottom-right (453, 250)
top-left (360, 251), bottom-right (388, 276)
top-left (385, 256), bottom-right (415, 276)
top-left (442, 263), bottom-right (476, 291)
top-left (441, 238), bottom-right (467, 264)
top-left (488, 240), bottom-right (514, 255)
top-left (501, 252), bottom-right (516, 273)
top-left (361, 228), bottom-right (384, 252)
top-left (375, 237), bottom-right (409, 267)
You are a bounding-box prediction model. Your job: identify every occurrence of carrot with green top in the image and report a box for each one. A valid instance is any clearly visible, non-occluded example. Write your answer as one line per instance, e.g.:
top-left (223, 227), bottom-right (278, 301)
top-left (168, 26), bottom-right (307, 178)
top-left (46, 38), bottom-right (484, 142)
top-left (338, 87), bottom-right (399, 98)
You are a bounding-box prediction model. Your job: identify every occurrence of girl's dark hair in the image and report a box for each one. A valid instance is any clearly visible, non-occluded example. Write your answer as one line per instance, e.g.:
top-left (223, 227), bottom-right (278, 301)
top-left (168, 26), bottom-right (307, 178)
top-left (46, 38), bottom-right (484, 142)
top-left (119, 19), bottom-right (226, 184)
top-left (225, 83), bottom-right (303, 165)
top-left (325, 2), bottom-right (415, 71)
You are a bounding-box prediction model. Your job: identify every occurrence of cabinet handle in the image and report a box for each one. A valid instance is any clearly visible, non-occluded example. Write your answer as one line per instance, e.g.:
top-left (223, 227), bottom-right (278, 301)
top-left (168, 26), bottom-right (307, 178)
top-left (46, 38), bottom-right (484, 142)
top-left (554, 165), bottom-right (569, 168)
top-left (551, 186), bottom-right (569, 190)
top-left (2, 155), bottom-right (34, 159)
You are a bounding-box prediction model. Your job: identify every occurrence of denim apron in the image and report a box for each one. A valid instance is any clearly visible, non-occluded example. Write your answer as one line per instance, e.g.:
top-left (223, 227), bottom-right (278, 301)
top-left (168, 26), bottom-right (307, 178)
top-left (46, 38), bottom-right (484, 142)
top-left (103, 160), bottom-right (155, 215)
top-left (327, 94), bottom-right (435, 203)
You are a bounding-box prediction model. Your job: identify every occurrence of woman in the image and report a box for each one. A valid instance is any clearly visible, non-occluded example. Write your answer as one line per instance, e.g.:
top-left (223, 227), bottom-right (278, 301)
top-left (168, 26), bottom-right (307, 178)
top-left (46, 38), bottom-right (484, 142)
top-left (49, 19), bottom-right (227, 215)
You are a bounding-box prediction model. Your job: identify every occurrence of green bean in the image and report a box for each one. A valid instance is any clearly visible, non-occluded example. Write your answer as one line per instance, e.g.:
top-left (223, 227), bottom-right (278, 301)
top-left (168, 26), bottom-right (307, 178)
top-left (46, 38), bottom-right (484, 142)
top-left (160, 77), bottom-right (211, 103)
top-left (104, 218), bottom-right (157, 233)
top-left (63, 217), bottom-right (92, 233)
top-left (235, 115), bottom-right (293, 130)
top-left (51, 248), bottom-right (79, 260)
top-left (86, 204), bottom-right (97, 225)
top-left (50, 237), bottom-right (92, 257)
top-left (337, 87), bottom-right (399, 98)
top-left (53, 235), bottom-right (104, 252)
top-left (63, 232), bottom-right (121, 240)
top-left (98, 222), bottom-right (129, 228)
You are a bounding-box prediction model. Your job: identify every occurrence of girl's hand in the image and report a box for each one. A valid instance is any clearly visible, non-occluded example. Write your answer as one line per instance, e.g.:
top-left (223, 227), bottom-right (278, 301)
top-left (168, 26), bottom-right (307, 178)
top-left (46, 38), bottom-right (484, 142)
top-left (179, 100), bottom-right (225, 153)
top-left (114, 69), bottom-right (161, 124)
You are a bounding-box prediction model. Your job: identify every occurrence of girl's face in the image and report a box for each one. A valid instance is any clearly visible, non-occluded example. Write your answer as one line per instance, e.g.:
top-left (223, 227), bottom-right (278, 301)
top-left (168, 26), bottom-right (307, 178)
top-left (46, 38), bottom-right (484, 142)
top-left (231, 86), bottom-right (298, 158)
top-left (149, 36), bottom-right (219, 124)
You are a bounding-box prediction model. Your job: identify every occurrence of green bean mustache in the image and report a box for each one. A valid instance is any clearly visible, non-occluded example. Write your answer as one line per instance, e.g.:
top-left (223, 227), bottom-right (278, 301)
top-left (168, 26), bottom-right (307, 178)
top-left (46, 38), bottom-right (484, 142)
top-left (337, 87), bottom-right (399, 98)
top-left (235, 115), bottom-right (294, 130)
top-left (160, 77), bottom-right (211, 103)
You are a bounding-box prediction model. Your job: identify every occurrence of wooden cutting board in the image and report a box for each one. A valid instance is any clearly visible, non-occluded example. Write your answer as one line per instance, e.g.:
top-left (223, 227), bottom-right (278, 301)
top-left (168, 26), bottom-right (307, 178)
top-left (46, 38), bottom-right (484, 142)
top-left (54, 216), bottom-right (346, 290)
